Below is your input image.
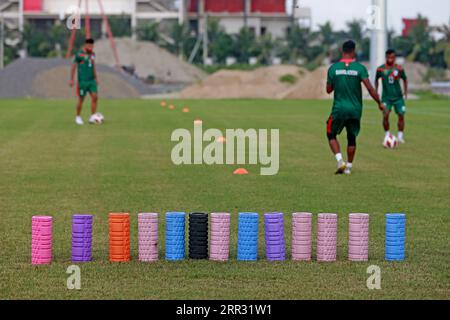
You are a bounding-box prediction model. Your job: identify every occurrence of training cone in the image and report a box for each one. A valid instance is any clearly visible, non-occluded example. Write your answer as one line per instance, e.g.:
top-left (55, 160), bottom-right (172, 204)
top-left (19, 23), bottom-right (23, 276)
top-left (138, 213), bottom-right (159, 262)
top-left (217, 136), bottom-right (227, 143)
top-left (109, 213), bottom-right (131, 262)
top-left (233, 168), bottom-right (248, 175)
top-left (31, 216), bottom-right (53, 265)
top-left (169, 105), bottom-right (175, 110)
top-left (182, 107), bottom-right (190, 113)
top-left (194, 119), bottom-right (203, 125)
top-left (160, 101), bottom-right (167, 107)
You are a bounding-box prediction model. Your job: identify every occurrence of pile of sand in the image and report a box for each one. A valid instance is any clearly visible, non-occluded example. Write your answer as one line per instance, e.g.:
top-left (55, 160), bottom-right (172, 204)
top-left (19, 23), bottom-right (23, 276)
top-left (0, 58), bottom-right (153, 99)
top-left (95, 38), bottom-right (206, 84)
top-left (180, 65), bottom-right (331, 100)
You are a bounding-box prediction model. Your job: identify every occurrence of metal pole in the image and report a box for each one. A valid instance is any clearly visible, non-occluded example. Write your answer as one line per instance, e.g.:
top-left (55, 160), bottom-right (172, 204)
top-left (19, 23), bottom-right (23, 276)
top-left (0, 13), bottom-right (4, 69)
top-left (370, 0), bottom-right (387, 83)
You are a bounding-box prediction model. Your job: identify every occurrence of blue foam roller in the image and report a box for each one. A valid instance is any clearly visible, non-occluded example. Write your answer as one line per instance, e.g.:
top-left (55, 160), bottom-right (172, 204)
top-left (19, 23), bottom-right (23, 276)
top-left (385, 213), bottom-right (406, 261)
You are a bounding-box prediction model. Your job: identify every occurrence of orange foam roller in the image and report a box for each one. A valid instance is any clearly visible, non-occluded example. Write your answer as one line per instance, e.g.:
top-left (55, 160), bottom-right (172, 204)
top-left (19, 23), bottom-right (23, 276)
top-left (109, 213), bottom-right (130, 262)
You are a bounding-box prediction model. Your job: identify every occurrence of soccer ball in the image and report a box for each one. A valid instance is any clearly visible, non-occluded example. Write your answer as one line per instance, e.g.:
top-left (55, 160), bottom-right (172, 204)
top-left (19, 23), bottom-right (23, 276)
top-left (91, 113), bottom-right (105, 124)
top-left (383, 134), bottom-right (398, 149)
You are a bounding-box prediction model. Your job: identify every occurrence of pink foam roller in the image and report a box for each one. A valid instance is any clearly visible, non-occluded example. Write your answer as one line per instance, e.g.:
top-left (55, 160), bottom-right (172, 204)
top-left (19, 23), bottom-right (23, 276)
top-left (138, 213), bottom-right (159, 262)
top-left (31, 216), bottom-right (53, 265)
top-left (348, 213), bottom-right (369, 261)
top-left (210, 213), bottom-right (230, 261)
top-left (291, 213), bottom-right (312, 261)
top-left (317, 214), bottom-right (338, 262)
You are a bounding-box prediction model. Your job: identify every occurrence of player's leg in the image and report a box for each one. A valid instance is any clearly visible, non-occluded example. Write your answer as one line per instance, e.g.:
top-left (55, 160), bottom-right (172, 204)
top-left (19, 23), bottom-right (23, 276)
top-left (395, 100), bottom-right (406, 143)
top-left (344, 119), bottom-right (360, 175)
top-left (75, 83), bottom-right (86, 125)
top-left (383, 101), bottom-right (392, 140)
top-left (87, 82), bottom-right (99, 124)
top-left (326, 115), bottom-right (346, 174)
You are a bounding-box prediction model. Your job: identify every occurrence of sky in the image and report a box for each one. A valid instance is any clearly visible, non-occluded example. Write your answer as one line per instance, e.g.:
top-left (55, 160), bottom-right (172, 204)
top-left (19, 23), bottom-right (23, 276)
top-left (287, 0), bottom-right (450, 34)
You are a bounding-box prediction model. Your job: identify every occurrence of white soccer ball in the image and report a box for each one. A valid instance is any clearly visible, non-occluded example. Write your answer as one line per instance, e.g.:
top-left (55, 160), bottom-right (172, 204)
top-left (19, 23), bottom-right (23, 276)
top-left (91, 113), bottom-right (104, 124)
top-left (383, 134), bottom-right (398, 149)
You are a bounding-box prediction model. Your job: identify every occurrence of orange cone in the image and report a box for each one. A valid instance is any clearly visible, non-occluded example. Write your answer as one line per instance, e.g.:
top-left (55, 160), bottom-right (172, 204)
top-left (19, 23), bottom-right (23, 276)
top-left (182, 107), bottom-right (190, 113)
top-left (169, 105), bottom-right (175, 110)
top-left (194, 119), bottom-right (202, 125)
top-left (217, 136), bottom-right (227, 143)
top-left (109, 213), bottom-right (131, 262)
top-left (233, 168), bottom-right (249, 175)
top-left (160, 101), bottom-right (167, 107)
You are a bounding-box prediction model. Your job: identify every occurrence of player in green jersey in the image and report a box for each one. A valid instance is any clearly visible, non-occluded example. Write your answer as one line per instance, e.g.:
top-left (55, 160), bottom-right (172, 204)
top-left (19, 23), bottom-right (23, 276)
top-left (326, 40), bottom-right (385, 175)
top-left (375, 49), bottom-right (408, 143)
top-left (69, 38), bottom-right (99, 125)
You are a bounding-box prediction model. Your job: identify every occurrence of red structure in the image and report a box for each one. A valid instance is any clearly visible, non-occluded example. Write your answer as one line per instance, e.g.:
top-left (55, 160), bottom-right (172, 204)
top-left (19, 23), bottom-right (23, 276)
top-left (23, 0), bottom-right (43, 12)
top-left (188, 0), bottom-right (285, 13)
top-left (402, 18), bottom-right (428, 37)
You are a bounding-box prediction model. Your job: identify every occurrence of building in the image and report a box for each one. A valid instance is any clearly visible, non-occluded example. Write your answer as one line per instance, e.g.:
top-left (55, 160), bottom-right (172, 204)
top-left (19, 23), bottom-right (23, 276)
top-left (187, 0), bottom-right (312, 38)
top-left (0, 0), bottom-right (180, 35)
top-left (1, 1), bottom-right (311, 38)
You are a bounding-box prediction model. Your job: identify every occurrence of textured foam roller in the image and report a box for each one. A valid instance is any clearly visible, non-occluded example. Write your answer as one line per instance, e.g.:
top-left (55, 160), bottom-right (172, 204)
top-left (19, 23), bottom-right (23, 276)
top-left (165, 212), bottom-right (186, 261)
top-left (237, 213), bottom-right (259, 261)
top-left (385, 213), bottom-right (406, 261)
top-left (109, 213), bottom-right (130, 262)
top-left (189, 213), bottom-right (209, 259)
top-left (31, 216), bottom-right (53, 265)
top-left (317, 213), bottom-right (338, 262)
top-left (72, 214), bottom-right (93, 262)
top-left (138, 213), bottom-right (159, 262)
top-left (264, 213), bottom-right (286, 261)
top-left (210, 213), bottom-right (230, 261)
top-left (348, 213), bottom-right (369, 261)
top-left (292, 213), bottom-right (312, 261)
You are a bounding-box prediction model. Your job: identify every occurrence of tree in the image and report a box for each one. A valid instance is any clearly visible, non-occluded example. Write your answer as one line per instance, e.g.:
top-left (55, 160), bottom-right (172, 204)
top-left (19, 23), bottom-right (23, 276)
top-left (136, 21), bottom-right (160, 43)
top-left (233, 27), bottom-right (259, 63)
top-left (207, 19), bottom-right (234, 64)
top-left (108, 15), bottom-right (132, 38)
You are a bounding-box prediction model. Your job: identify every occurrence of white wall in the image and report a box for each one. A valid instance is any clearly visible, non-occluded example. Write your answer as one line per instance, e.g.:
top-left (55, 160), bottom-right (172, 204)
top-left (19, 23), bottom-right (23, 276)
top-left (42, 0), bottom-right (133, 15)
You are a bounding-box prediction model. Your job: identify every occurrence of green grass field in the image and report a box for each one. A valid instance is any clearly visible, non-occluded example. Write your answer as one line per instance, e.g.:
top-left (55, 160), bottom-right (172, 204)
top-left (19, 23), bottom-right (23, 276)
top-left (0, 98), bottom-right (449, 300)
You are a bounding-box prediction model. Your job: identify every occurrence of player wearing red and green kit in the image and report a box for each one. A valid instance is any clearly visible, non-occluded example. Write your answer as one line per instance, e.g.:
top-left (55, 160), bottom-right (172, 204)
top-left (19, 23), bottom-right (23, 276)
top-left (69, 38), bottom-right (99, 125)
top-left (375, 49), bottom-right (408, 143)
top-left (326, 41), bottom-right (385, 175)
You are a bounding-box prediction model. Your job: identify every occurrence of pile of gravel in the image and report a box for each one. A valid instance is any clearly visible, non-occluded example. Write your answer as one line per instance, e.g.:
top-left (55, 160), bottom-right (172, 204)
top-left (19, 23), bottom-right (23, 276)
top-left (0, 58), bottom-right (156, 99)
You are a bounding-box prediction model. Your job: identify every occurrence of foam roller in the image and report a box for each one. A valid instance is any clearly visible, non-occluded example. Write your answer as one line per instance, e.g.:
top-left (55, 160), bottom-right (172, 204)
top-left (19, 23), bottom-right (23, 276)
top-left (237, 212), bottom-right (259, 261)
top-left (138, 213), bottom-right (159, 262)
top-left (210, 213), bottom-right (230, 261)
top-left (348, 213), bottom-right (369, 261)
top-left (165, 212), bottom-right (186, 261)
top-left (109, 213), bottom-right (130, 262)
top-left (292, 212), bottom-right (312, 261)
top-left (189, 213), bottom-right (209, 259)
top-left (31, 216), bottom-right (53, 265)
top-left (317, 213), bottom-right (338, 262)
top-left (385, 213), bottom-right (406, 261)
top-left (72, 214), bottom-right (93, 262)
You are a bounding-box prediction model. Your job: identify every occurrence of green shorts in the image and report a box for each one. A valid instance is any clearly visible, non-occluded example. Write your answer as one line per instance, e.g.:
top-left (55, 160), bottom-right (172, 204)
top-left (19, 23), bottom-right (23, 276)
top-left (326, 112), bottom-right (361, 138)
top-left (383, 98), bottom-right (406, 116)
top-left (77, 80), bottom-right (98, 97)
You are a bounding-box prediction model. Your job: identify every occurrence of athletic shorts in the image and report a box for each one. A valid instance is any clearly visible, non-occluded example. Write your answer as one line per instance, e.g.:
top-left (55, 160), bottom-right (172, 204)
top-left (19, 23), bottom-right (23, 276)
top-left (383, 98), bottom-right (406, 116)
top-left (77, 80), bottom-right (98, 97)
top-left (326, 112), bottom-right (361, 138)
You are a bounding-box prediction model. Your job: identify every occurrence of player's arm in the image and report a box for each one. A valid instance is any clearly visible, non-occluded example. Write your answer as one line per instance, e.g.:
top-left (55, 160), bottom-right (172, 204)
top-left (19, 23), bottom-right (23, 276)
top-left (326, 84), bottom-right (334, 94)
top-left (403, 78), bottom-right (408, 100)
top-left (362, 78), bottom-right (385, 112)
top-left (93, 61), bottom-right (99, 85)
top-left (326, 67), bottom-right (334, 94)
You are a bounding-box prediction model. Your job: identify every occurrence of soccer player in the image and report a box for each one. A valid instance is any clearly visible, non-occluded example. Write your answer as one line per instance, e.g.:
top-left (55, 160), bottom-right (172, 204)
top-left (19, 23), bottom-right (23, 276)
top-left (375, 49), bottom-right (408, 143)
top-left (326, 40), bottom-right (385, 175)
top-left (69, 38), bottom-right (99, 125)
